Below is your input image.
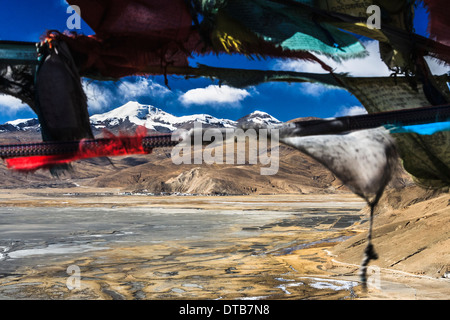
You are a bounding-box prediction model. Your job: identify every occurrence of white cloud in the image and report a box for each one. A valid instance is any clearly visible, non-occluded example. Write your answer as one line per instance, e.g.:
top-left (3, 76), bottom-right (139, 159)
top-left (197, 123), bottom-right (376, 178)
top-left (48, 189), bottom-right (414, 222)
top-left (83, 81), bottom-right (114, 114)
top-left (334, 106), bottom-right (368, 117)
top-left (83, 77), bottom-right (172, 114)
top-left (0, 94), bottom-right (29, 115)
top-left (275, 40), bottom-right (391, 77)
top-left (117, 78), bottom-right (171, 100)
top-left (299, 83), bottom-right (339, 97)
top-left (179, 85), bottom-right (251, 107)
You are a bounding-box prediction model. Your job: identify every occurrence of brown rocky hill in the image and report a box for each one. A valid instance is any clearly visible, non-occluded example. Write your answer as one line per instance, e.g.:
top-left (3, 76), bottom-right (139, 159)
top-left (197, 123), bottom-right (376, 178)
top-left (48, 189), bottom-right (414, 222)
top-left (332, 184), bottom-right (450, 280)
top-left (0, 129), bottom-right (348, 194)
top-left (0, 121), bottom-right (413, 195)
top-left (84, 143), bottom-right (345, 195)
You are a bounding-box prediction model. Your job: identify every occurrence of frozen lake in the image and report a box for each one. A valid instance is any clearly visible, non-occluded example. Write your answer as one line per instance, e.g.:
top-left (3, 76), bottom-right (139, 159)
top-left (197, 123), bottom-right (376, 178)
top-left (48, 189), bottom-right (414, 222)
top-left (0, 194), bottom-right (366, 299)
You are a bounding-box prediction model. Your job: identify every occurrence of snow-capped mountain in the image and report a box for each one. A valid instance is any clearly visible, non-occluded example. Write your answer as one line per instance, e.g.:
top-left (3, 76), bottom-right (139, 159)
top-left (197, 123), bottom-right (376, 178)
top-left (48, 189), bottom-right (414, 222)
top-left (90, 101), bottom-right (237, 132)
top-left (0, 101), bottom-right (282, 134)
top-left (0, 118), bottom-right (40, 133)
top-left (237, 110), bottom-right (281, 127)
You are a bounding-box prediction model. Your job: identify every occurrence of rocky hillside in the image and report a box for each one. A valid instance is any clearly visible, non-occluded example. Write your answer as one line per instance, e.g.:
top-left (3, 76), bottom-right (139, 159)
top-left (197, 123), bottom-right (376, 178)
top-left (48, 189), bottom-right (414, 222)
top-left (0, 141), bottom-right (347, 195)
top-left (332, 184), bottom-right (450, 279)
top-left (82, 143), bottom-right (345, 195)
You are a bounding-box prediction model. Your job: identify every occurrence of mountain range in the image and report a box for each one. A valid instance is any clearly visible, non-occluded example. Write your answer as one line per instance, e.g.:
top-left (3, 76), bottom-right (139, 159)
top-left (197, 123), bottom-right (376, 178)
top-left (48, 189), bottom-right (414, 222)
top-left (0, 101), bottom-right (282, 134)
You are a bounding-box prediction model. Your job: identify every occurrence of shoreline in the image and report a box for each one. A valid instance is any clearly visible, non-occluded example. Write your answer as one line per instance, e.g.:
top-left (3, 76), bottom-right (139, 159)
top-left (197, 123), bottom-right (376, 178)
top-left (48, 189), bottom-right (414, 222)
top-left (0, 187), bottom-right (364, 209)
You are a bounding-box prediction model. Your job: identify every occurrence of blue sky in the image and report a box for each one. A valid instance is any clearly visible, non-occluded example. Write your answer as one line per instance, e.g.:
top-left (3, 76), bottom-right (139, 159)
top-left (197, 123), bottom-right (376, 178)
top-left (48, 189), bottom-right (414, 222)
top-left (0, 0), bottom-right (443, 124)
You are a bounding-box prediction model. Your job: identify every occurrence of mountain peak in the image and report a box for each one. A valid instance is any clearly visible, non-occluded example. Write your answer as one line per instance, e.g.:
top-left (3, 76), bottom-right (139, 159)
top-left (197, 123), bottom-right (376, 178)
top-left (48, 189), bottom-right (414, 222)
top-left (90, 101), bottom-right (162, 122)
top-left (237, 110), bottom-right (281, 126)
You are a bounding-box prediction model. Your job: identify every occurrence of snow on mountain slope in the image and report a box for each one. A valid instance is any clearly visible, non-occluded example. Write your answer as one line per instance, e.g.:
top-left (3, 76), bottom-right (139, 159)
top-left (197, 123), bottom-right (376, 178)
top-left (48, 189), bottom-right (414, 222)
top-left (0, 118), bottom-right (40, 132)
top-left (239, 110), bottom-right (280, 125)
top-left (90, 101), bottom-right (237, 131)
